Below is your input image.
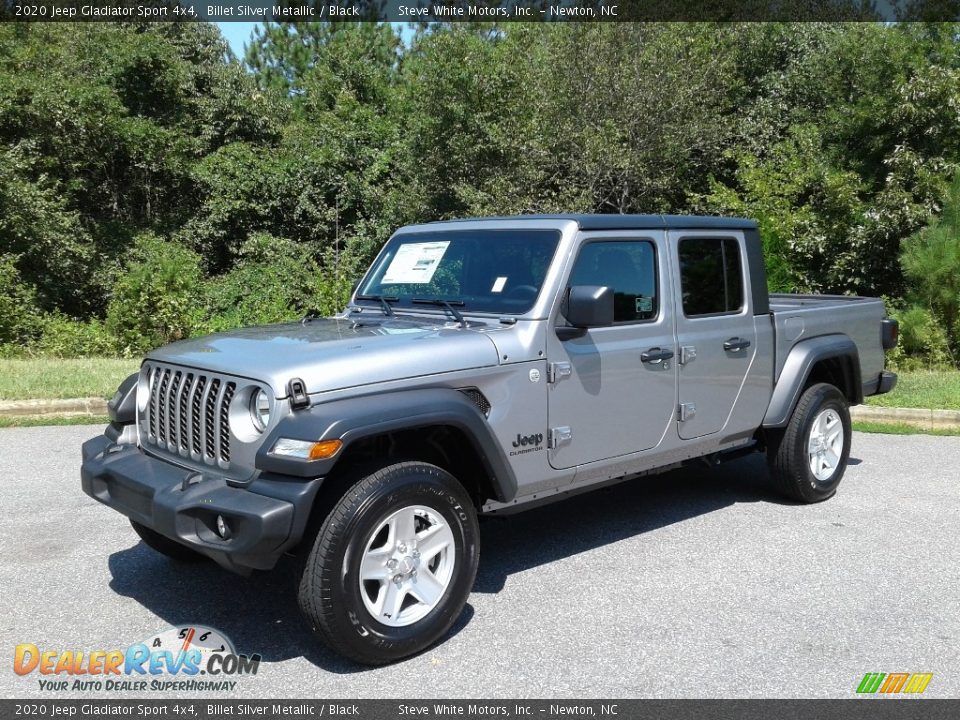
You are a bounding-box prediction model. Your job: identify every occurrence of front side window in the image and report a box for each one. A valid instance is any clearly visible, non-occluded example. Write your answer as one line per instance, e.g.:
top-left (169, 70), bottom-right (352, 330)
top-left (358, 229), bottom-right (560, 314)
top-left (678, 237), bottom-right (744, 317)
top-left (567, 240), bottom-right (659, 323)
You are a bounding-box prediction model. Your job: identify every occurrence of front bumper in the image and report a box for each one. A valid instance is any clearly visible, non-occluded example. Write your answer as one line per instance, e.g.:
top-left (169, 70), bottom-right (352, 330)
top-left (81, 434), bottom-right (323, 573)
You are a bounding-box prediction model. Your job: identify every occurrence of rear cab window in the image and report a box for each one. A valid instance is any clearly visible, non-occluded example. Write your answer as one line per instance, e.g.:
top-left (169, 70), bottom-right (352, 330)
top-left (678, 236), bottom-right (744, 317)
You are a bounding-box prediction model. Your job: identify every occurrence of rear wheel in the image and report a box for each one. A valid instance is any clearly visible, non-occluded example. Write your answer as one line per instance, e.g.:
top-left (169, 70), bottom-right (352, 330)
top-left (767, 382), bottom-right (851, 503)
top-left (298, 462), bottom-right (479, 665)
top-left (130, 519), bottom-right (204, 562)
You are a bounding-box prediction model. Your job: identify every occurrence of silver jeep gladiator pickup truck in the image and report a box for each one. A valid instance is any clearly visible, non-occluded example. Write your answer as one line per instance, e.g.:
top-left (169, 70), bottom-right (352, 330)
top-left (82, 214), bottom-right (898, 665)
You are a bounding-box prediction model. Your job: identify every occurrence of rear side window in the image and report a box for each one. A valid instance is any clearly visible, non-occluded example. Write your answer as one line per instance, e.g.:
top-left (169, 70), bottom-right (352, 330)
top-left (568, 240), bottom-right (658, 322)
top-left (678, 237), bottom-right (744, 317)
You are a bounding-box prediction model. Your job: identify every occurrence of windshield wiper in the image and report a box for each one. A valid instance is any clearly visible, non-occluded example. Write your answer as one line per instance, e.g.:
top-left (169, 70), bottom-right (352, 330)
top-left (355, 294), bottom-right (398, 317)
top-left (412, 298), bottom-right (467, 327)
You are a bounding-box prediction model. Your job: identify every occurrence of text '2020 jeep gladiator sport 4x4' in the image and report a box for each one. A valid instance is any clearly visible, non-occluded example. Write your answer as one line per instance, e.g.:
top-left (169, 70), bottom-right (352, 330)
top-left (82, 215), bottom-right (898, 665)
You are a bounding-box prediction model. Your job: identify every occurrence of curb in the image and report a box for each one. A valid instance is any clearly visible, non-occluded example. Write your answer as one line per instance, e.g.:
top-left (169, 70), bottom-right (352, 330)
top-left (0, 397), bottom-right (108, 418)
top-left (852, 405), bottom-right (960, 430)
top-left (0, 397), bottom-right (958, 430)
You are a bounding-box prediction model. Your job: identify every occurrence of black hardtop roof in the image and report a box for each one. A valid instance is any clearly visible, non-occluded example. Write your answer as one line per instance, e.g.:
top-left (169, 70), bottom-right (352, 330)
top-left (434, 213), bottom-right (757, 231)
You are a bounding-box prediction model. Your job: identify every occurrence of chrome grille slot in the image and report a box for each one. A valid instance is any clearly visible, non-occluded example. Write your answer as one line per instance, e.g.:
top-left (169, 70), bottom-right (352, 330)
top-left (167, 370), bottom-right (183, 449)
top-left (219, 383), bottom-right (235, 461)
top-left (143, 363), bottom-right (240, 469)
top-left (189, 375), bottom-right (205, 455)
top-left (148, 367), bottom-right (160, 439)
top-left (205, 378), bottom-right (221, 459)
top-left (157, 369), bottom-right (171, 443)
top-left (179, 373), bottom-right (194, 451)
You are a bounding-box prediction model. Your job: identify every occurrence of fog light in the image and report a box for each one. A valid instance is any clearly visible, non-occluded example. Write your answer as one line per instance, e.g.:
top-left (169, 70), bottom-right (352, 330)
top-left (216, 515), bottom-right (230, 539)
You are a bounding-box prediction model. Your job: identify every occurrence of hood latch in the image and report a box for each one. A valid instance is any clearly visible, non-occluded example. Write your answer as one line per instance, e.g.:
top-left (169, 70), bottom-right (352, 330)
top-left (287, 378), bottom-right (310, 410)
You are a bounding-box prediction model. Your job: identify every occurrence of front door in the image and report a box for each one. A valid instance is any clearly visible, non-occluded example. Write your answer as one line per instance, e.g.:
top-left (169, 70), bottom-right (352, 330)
top-left (546, 233), bottom-right (677, 470)
top-left (672, 232), bottom-right (758, 440)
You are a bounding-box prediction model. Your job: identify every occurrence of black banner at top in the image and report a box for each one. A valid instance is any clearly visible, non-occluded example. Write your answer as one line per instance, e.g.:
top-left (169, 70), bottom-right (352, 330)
top-left (2, 0), bottom-right (960, 22)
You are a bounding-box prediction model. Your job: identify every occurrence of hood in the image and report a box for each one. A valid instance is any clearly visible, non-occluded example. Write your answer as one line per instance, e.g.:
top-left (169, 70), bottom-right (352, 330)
top-left (146, 317), bottom-right (500, 398)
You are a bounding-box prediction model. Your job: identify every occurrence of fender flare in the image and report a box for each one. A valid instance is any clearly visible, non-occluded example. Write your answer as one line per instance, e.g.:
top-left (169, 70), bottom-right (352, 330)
top-left (255, 388), bottom-right (518, 503)
top-left (108, 372), bottom-right (139, 425)
top-left (762, 335), bottom-right (861, 428)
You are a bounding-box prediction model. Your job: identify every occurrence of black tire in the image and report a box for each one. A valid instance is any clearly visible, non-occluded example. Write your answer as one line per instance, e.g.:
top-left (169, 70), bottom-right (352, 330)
top-left (767, 382), bottom-right (852, 503)
top-left (130, 519), bottom-right (205, 562)
top-left (298, 462), bottom-right (479, 666)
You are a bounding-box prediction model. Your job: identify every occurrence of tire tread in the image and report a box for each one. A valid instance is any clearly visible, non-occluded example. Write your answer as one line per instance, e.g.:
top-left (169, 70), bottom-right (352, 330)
top-left (767, 382), bottom-right (850, 503)
top-left (298, 462), bottom-right (476, 666)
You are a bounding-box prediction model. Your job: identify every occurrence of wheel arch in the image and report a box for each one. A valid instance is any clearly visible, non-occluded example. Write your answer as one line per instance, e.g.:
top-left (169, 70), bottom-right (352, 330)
top-left (763, 335), bottom-right (862, 429)
top-left (256, 388), bottom-right (518, 508)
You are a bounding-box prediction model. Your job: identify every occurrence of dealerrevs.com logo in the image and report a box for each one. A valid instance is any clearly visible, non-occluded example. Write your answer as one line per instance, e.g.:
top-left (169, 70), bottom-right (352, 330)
top-left (13, 626), bottom-right (261, 693)
top-left (857, 672), bottom-right (933, 695)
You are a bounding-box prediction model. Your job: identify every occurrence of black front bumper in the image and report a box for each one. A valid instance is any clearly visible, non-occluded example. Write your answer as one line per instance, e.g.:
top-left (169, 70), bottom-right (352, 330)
top-left (81, 435), bottom-right (323, 573)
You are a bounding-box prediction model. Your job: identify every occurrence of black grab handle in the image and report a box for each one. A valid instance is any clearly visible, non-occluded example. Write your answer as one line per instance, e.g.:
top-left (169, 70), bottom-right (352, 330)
top-left (723, 337), bottom-right (751, 352)
top-left (641, 347), bottom-right (675, 364)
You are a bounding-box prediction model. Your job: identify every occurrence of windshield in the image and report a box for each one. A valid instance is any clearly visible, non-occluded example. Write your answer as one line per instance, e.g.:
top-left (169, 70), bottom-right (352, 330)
top-left (356, 229), bottom-right (561, 315)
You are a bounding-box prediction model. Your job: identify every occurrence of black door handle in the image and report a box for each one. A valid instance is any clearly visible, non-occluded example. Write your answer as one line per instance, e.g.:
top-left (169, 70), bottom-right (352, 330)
top-left (641, 347), bottom-right (675, 364)
top-left (723, 337), bottom-right (751, 352)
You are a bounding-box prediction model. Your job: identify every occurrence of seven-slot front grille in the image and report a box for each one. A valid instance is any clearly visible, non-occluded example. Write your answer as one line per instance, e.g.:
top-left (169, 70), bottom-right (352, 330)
top-left (144, 365), bottom-right (236, 466)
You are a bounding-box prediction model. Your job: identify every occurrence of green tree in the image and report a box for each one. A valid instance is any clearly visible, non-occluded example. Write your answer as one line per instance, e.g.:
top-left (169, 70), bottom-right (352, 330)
top-left (245, 22), bottom-right (400, 103)
top-left (701, 23), bottom-right (960, 297)
top-left (105, 235), bottom-right (205, 355)
top-left (900, 173), bottom-right (960, 361)
top-left (0, 254), bottom-right (40, 346)
top-left (401, 24), bottom-right (739, 218)
top-left (3, 21), bottom-right (960, 361)
top-left (203, 233), bottom-right (320, 331)
top-left (0, 147), bottom-right (95, 315)
top-left (0, 23), bottom-right (285, 317)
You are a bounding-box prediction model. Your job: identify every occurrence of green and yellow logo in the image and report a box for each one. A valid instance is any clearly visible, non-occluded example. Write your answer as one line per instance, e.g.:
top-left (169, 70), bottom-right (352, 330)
top-left (857, 672), bottom-right (933, 695)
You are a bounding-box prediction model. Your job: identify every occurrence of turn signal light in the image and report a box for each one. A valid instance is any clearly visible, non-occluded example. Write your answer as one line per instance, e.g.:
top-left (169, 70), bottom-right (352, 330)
top-left (308, 439), bottom-right (343, 460)
top-left (270, 437), bottom-right (343, 460)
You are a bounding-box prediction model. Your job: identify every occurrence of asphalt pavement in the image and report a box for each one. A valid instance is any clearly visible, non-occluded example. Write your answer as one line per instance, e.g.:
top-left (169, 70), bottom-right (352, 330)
top-left (1, 425), bottom-right (957, 699)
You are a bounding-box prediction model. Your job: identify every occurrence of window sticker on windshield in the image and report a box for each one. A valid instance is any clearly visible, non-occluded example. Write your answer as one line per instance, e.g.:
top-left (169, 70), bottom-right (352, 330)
top-left (491, 276), bottom-right (508, 293)
top-left (382, 241), bottom-right (450, 284)
top-left (636, 296), bottom-right (653, 314)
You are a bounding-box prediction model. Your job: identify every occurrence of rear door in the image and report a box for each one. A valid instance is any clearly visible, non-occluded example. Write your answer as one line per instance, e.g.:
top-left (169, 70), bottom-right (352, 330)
top-left (671, 232), bottom-right (757, 440)
top-left (546, 232), bottom-right (677, 469)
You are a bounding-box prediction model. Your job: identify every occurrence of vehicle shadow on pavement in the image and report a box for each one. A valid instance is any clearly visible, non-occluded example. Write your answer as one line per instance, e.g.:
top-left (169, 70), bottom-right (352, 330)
top-left (474, 453), bottom-right (785, 593)
top-left (105, 452), bottom-right (782, 671)
top-left (106, 545), bottom-right (475, 673)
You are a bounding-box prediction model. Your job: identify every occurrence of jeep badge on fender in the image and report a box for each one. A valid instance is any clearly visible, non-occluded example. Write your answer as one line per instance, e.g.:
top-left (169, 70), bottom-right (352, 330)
top-left (510, 432), bottom-right (544, 457)
top-left (82, 214), bottom-right (898, 665)
top-left (512, 433), bottom-right (544, 447)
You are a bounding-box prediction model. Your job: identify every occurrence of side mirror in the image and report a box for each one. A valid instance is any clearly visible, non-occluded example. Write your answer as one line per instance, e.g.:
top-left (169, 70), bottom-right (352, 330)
top-left (565, 285), bottom-right (614, 328)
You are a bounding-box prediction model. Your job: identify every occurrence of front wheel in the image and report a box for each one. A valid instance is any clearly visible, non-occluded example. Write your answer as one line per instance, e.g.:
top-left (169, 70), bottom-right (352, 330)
top-left (298, 462), bottom-right (479, 665)
top-left (767, 382), bottom-right (852, 503)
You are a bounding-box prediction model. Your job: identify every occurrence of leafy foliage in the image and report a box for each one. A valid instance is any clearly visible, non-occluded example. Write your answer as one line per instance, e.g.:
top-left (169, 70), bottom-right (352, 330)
top-left (900, 173), bottom-right (960, 362)
top-left (32, 315), bottom-right (118, 359)
top-left (885, 303), bottom-right (954, 370)
top-left (0, 254), bottom-right (40, 346)
top-left (105, 234), bottom-right (205, 355)
top-left (202, 233), bottom-right (320, 331)
top-left (1, 22), bottom-right (960, 366)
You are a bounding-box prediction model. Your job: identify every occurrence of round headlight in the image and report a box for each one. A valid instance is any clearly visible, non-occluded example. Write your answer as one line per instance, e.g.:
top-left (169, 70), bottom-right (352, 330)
top-left (250, 388), bottom-right (270, 432)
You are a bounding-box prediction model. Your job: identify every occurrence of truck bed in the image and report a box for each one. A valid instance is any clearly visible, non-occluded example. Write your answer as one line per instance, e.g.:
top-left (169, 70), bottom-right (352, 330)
top-left (768, 293), bottom-right (886, 388)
